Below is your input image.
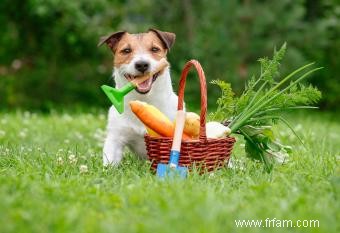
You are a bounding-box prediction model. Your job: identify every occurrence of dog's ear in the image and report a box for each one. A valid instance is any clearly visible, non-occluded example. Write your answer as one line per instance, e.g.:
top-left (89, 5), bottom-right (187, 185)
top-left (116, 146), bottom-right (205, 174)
top-left (149, 28), bottom-right (176, 51)
top-left (97, 31), bottom-right (126, 52)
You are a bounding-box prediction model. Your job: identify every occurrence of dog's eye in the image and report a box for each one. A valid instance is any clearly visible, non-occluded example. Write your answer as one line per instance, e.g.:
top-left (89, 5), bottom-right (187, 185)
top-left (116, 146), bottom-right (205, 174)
top-left (121, 48), bottom-right (132, 54)
top-left (151, 47), bottom-right (160, 52)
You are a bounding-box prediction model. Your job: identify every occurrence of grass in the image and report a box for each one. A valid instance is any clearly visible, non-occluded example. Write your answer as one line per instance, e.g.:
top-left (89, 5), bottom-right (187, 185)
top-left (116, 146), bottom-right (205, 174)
top-left (0, 110), bottom-right (339, 233)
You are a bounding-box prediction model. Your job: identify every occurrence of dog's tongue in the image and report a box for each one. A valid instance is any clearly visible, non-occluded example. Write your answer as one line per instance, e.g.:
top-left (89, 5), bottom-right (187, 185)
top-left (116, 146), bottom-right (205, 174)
top-left (136, 77), bottom-right (153, 93)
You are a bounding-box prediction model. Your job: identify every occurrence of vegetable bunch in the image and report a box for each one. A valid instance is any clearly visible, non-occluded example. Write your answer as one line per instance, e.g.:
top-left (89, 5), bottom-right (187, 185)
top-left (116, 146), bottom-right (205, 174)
top-left (212, 44), bottom-right (322, 172)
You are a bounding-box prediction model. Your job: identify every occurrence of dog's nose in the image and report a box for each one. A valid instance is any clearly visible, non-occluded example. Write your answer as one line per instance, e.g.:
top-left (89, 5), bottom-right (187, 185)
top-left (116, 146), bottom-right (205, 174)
top-left (135, 61), bottom-right (150, 73)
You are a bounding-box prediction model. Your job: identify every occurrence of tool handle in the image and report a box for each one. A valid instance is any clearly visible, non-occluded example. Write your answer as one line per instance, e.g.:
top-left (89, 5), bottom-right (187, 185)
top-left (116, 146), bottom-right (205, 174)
top-left (131, 59), bottom-right (169, 86)
top-left (120, 82), bottom-right (137, 93)
top-left (168, 150), bottom-right (180, 168)
top-left (171, 110), bottom-right (186, 151)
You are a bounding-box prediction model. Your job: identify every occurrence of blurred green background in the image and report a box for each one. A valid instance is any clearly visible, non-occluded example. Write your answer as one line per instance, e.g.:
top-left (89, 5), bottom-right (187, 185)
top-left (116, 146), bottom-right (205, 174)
top-left (0, 0), bottom-right (339, 111)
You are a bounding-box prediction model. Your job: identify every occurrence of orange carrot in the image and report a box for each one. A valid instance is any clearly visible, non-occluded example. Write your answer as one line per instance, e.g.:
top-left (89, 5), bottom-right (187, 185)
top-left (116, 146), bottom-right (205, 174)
top-left (129, 101), bottom-right (191, 140)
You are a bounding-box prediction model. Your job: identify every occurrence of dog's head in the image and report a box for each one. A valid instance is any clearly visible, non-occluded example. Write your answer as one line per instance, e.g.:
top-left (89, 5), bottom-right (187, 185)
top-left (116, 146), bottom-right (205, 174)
top-left (98, 29), bottom-right (175, 94)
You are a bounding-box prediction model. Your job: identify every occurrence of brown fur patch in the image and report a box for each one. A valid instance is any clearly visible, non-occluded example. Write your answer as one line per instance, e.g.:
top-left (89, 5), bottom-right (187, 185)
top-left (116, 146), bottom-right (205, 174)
top-left (113, 32), bottom-right (168, 68)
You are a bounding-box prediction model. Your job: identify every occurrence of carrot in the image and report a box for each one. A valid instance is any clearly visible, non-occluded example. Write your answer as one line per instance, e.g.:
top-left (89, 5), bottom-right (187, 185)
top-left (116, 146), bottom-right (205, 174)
top-left (129, 101), bottom-right (191, 140)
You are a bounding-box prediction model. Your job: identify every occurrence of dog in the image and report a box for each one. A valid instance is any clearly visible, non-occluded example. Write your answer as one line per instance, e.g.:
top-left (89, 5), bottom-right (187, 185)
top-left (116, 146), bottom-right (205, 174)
top-left (98, 29), bottom-right (178, 166)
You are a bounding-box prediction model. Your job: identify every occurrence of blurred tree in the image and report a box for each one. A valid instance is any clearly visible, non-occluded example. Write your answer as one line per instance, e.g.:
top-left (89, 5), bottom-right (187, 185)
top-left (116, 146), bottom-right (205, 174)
top-left (0, 0), bottom-right (338, 110)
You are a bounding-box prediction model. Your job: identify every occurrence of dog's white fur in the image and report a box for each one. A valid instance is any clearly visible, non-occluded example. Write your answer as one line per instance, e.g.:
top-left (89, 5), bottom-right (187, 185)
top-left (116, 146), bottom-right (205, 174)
top-left (103, 55), bottom-right (178, 166)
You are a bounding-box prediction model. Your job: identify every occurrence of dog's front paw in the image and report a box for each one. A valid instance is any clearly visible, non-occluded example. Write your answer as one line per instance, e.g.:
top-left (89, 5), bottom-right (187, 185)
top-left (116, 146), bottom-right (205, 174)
top-left (103, 138), bottom-right (123, 167)
top-left (102, 154), bottom-right (120, 167)
top-left (102, 149), bottom-right (123, 167)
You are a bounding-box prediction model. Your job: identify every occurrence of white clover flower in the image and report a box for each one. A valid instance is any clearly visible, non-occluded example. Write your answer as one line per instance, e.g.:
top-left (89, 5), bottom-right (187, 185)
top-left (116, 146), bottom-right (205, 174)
top-left (79, 164), bottom-right (88, 173)
top-left (68, 154), bottom-right (77, 164)
top-left (57, 156), bottom-right (64, 165)
top-left (64, 139), bottom-right (70, 144)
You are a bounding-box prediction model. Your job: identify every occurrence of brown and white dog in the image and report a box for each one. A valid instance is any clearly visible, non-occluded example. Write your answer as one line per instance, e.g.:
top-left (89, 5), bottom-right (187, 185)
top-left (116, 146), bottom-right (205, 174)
top-left (98, 29), bottom-right (178, 166)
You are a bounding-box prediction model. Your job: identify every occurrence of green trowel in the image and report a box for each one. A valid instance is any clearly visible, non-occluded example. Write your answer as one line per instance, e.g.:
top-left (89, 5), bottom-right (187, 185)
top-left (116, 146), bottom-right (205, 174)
top-left (101, 59), bottom-right (168, 114)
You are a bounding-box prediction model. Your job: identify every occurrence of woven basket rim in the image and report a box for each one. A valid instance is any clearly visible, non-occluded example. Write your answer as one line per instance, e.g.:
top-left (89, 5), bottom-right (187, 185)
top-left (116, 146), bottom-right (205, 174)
top-left (144, 134), bottom-right (236, 142)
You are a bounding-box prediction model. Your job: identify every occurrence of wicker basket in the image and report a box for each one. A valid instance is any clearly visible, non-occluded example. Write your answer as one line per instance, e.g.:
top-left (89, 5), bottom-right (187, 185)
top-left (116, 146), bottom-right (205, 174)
top-left (145, 60), bottom-right (236, 172)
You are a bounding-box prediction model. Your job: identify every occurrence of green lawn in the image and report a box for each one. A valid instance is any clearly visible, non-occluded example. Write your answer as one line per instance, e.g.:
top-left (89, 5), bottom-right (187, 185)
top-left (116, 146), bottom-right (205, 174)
top-left (0, 110), bottom-right (339, 233)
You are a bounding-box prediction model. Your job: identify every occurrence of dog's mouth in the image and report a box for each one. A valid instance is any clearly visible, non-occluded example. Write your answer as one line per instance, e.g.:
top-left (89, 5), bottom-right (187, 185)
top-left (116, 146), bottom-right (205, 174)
top-left (124, 72), bottom-right (160, 94)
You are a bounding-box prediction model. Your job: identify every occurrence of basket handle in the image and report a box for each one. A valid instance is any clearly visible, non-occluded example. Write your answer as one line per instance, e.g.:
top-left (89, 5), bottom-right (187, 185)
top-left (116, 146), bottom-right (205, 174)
top-left (177, 60), bottom-right (207, 142)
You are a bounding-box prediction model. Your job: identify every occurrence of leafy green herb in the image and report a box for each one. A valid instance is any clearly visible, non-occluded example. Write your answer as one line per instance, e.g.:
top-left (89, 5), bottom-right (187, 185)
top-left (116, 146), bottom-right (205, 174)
top-left (212, 44), bottom-right (322, 172)
top-left (210, 80), bottom-right (235, 121)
